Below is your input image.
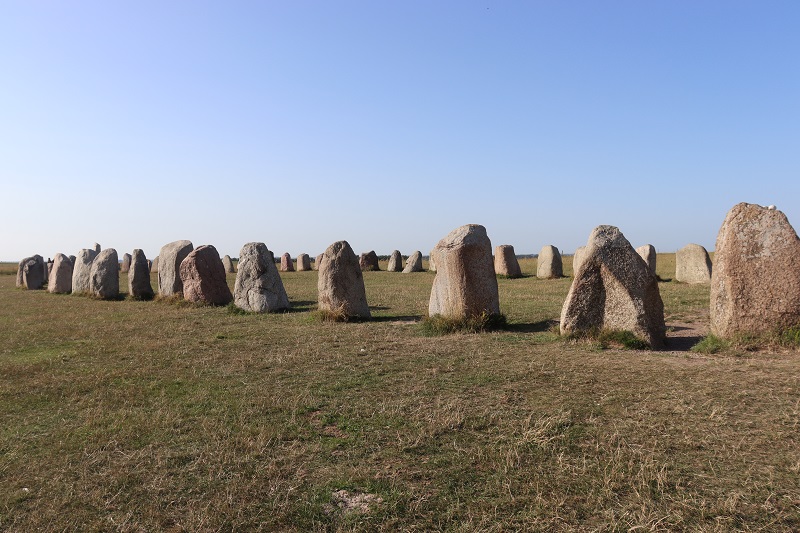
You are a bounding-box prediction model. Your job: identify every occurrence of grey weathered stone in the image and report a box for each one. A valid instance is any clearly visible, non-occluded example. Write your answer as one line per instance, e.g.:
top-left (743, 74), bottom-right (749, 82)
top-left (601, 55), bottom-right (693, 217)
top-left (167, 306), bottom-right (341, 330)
top-left (494, 245), bottom-right (522, 278)
top-left (151, 255), bottom-right (159, 273)
top-left (280, 253), bottom-right (295, 272)
top-left (120, 253), bottom-right (132, 273)
top-left (675, 244), bottom-right (712, 284)
top-left (318, 241), bottom-right (370, 319)
top-left (234, 242), bottom-right (290, 313)
top-left (635, 244), bottom-right (657, 276)
top-left (710, 203), bottom-right (800, 338)
top-left (560, 226), bottom-right (665, 348)
top-left (429, 224), bottom-right (500, 318)
top-left (572, 246), bottom-right (587, 276)
top-left (157, 240), bottom-right (193, 297)
top-left (387, 250), bottom-right (403, 272)
top-left (71, 249), bottom-right (98, 294)
top-left (315, 254), bottom-right (324, 271)
top-left (48, 253), bottom-right (73, 294)
top-left (21, 255), bottom-right (45, 290)
top-left (16, 256), bottom-right (38, 287)
top-left (129, 249), bottom-right (154, 300)
top-left (179, 244), bottom-right (233, 305)
top-left (297, 253), bottom-right (311, 271)
top-left (359, 251), bottom-right (380, 272)
top-left (403, 251), bottom-right (424, 273)
top-left (537, 245), bottom-right (563, 279)
top-left (94, 243), bottom-right (101, 253)
top-left (222, 255), bottom-right (235, 274)
top-left (429, 250), bottom-right (436, 272)
top-left (90, 248), bottom-right (120, 299)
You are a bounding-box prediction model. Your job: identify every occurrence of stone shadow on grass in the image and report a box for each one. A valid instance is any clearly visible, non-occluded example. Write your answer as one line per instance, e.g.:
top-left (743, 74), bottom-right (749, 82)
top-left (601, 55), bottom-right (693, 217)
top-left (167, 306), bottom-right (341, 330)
top-left (505, 319), bottom-right (559, 334)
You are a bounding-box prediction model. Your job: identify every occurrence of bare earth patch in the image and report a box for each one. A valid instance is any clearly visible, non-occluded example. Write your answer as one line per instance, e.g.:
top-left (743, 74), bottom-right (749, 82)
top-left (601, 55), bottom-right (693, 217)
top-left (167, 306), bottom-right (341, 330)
top-left (324, 490), bottom-right (384, 516)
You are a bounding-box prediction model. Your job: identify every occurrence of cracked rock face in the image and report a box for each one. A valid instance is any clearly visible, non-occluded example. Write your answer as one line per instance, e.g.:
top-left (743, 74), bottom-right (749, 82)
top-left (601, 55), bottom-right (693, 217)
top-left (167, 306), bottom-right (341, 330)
top-left (180, 244), bottom-right (233, 306)
top-left (711, 202), bottom-right (800, 338)
top-left (233, 242), bottom-right (289, 313)
top-left (318, 240), bottom-right (370, 319)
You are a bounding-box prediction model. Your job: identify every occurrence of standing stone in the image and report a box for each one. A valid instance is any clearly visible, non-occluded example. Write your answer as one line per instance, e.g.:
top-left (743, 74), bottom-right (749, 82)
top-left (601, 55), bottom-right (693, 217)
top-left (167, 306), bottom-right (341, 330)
top-left (48, 253), bottom-right (73, 294)
top-left (537, 245), bottom-right (563, 279)
top-left (403, 251), bottom-right (424, 273)
top-left (21, 255), bottom-right (46, 290)
top-left (315, 254), bottom-right (324, 271)
top-left (429, 224), bottom-right (500, 318)
top-left (635, 244), bottom-right (657, 276)
top-left (318, 241), bottom-right (371, 319)
top-left (710, 203), bottom-right (800, 338)
top-left (428, 250), bottom-right (436, 272)
top-left (16, 256), bottom-right (37, 287)
top-left (72, 249), bottom-right (98, 294)
top-left (147, 260), bottom-right (152, 271)
top-left (179, 244), bottom-right (233, 305)
top-left (234, 243), bottom-right (290, 313)
top-left (157, 240), bottom-right (193, 297)
top-left (494, 245), bottom-right (522, 278)
top-left (359, 251), bottom-right (380, 272)
top-left (572, 246), bottom-right (587, 276)
top-left (296, 253), bottom-right (311, 271)
top-left (560, 226), bottom-right (665, 348)
top-left (94, 243), bottom-right (101, 253)
top-left (675, 244), bottom-right (712, 284)
top-left (45, 261), bottom-right (52, 281)
top-left (222, 255), bottom-right (235, 274)
top-left (129, 249), bottom-right (154, 300)
top-left (89, 249), bottom-right (120, 299)
top-left (151, 256), bottom-right (159, 273)
top-left (120, 253), bottom-right (132, 273)
top-left (387, 250), bottom-right (403, 272)
top-left (280, 253), bottom-right (295, 272)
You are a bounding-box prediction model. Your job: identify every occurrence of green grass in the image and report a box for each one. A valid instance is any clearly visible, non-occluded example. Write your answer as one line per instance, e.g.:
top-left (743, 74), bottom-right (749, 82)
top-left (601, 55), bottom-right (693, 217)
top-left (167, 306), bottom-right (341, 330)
top-left (1, 257), bottom-right (799, 530)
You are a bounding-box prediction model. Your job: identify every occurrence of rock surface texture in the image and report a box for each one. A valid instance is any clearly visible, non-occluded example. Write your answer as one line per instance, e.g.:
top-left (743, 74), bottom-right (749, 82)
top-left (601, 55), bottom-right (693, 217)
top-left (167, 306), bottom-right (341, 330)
top-left (158, 240), bottom-right (194, 297)
top-left (90, 249), bottom-right (120, 299)
top-left (71, 249), bottom-right (98, 294)
top-left (129, 249), bottom-right (154, 300)
top-left (537, 245), bottom-right (563, 279)
top-left (429, 224), bottom-right (500, 318)
top-left (48, 253), bottom-right (73, 294)
top-left (494, 245), bottom-right (522, 278)
top-left (359, 251), bottom-right (380, 272)
top-left (180, 245), bottom-right (233, 305)
top-left (21, 255), bottom-right (46, 290)
top-left (234, 242), bottom-right (290, 313)
top-left (403, 251), bottom-right (424, 273)
top-left (387, 250), bottom-right (403, 272)
top-left (560, 225), bottom-right (666, 348)
top-left (710, 203), bottom-right (800, 338)
top-left (280, 253), bottom-right (295, 272)
top-left (297, 253), bottom-right (311, 271)
top-left (675, 244), bottom-right (712, 284)
top-left (318, 241), bottom-right (371, 319)
top-left (635, 244), bottom-right (657, 276)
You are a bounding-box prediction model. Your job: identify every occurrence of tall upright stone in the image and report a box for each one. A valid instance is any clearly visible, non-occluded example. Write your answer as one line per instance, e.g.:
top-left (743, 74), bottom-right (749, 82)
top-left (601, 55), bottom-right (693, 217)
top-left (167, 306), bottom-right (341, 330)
top-left (297, 253), bottom-right (312, 271)
top-left (387, 250), bottom-right (403, 272)
top-left (222, 255), bottom-right (235, 274)
top-left (234, 242), bottom-right (290, 313)
top-left (72, 249), bottom-right (98, 294)
top-left (635, 244), bottom-right (657, 276)
top-left (179, 245), bottom-right (233, 305)
top-left (537, 245), bottom-right (563, 279)
top-left (318, 241), bottom-right (370, 319)
top-left (90, 248), bottom-right (120, 299)
top-left (359, 251), bottom-right (380, 272)
top-left (129, 249), bottom-right (154, 300)
top-left (21, 255), bottom-right (46, 290)
top-left (120, 253), bottom-right (132, 273)
top-left (158, 240), bottom-right (193, 297)
top-left (429, 224), bottom-right (500, 319)
top-left (675, 244), bottom-right (712, 284)
top-left (151, 256), bottom-right (159, 273)
top-left (280, 253), bottom-right (295, 272)
top-left (16, 255), bottom-right (39, 288)
top-left (572, 246), bottom-right (587, 276)
top-left (403, 251), bottom-right (424, 273)
top-left (710, 203), bottom-right (800, 338)
top-left (560, 226), bottom-right (665, 348)
top-left (494, 245), bottom-right (521, 278)
top-left (48, 253), bottom-right (73, 294)
top-left (315, 254), bottom-right (324, 271)
top-left (429, 250), bottom-right (436, 272)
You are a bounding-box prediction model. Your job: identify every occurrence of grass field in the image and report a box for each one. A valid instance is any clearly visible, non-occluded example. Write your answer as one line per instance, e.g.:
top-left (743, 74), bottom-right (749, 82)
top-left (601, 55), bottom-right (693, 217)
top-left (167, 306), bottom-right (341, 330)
top-left (1, 256), bottom-right (798, 531)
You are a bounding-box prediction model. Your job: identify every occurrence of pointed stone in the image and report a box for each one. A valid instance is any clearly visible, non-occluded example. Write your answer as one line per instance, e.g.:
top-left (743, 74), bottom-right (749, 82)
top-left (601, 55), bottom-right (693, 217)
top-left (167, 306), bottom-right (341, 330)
top-left (403, 251), bottom-right (424, 273)
top-left (129, 249), bottom-right (154, 300)
top-left (318, 241), bottom-right (370, 319)
top-left (234, 243), bottom-right (290, 313)
top-left (180, 245), bottom-right (233, 305)
top-left (387, 250), bottom-right (403, 272)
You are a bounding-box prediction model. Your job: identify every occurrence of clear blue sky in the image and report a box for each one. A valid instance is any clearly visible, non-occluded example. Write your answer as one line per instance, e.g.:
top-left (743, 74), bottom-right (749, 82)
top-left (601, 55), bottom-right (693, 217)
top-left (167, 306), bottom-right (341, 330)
top-left (3, 1), bottom-right (799, 261)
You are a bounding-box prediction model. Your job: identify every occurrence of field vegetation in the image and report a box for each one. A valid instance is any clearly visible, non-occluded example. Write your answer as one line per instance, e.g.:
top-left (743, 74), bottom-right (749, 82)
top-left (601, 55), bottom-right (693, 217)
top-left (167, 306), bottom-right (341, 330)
top-left (1, 255), bottom-right (798, 531)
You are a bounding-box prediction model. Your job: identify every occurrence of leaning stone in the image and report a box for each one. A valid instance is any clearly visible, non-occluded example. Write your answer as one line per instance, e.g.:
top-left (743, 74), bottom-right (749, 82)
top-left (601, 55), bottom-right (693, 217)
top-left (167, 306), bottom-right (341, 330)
top-left (710, 203), bottom-right (800, 338)
top-left (234, 243), bottom-right (290, 313)
top-left (297, 253), bottom-right (312, 271)
top-left (179, 245), bottom-right (232, 305)
top-left (71, 249), bottom-right (98, 294)
top-left (222, 255), bottom-right (235, 274)
top-left (675, 244), bottom-right (712, 284)
top-left (429, 224), bottom-right (500, 318)
top-left (387, 250), bottom-right (403, 272)
top-left (48, 254), bottom-right (73, 293)
top-left (157, 240), bottom-right (193, 297)
top-left (403, 251), bottom-right (424, 273)
top-left (537, 245), bottom-right (563, 279)
top-left (635, 244), bottom-right (657, 276)
top-left (560, 226), bottom-right (665, 348)
top-left (280, 253), bottom-right (295, 272)
top-left (151, 256), bottom-right (159, 273)
top-left (120, 253), bottom-right (132, 273)
top-left (21, 255), bottom-right (46, 290)
top-left (359, 251), bottom-right (380, 272)
top-left (89, 249), bottom-right (120, 299)
top-left (315, 254), bottom-right (324, 271)
top-left (318, 241), bottom-right (370, 319)
top-left (129, 249), bottom-right (154, 300)
top-left (494, 245), bottom-right (521, 278)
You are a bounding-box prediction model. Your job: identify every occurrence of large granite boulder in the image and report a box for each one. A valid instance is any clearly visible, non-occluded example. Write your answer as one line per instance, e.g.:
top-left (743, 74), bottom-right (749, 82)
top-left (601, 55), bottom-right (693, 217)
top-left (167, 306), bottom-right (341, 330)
top-left (157, 240), bottom-right (193, 297)
top-left (537, 245), bottom-right (563, 279)
top-left (403, 251), bottom-right (424, 273)
top-left (120, 253), bottom-right (132, 273)
top-left (48, 253), bottom-right (73, 294)
top-left (280, 253), bottom-right (295, 272)
top-left (710, 203), bottom-right (800, 338)
top-left (71, 249), bottom-right (98, 294)
top-left (129, 249), bottom-right (154, 300)
top-left (675, 244), bottom-right (712, 284)
top-left (494, 245), bottom-right (521, 278)
top-left (297, 253), bottom-right (312, 271)
top-left (234, 242), bottom-right (290, 313)
top-left (429, 224), bottom-right (500, 318)
top-left (179, 245), bottom-right (233, 305)
top-left (359, 251), bottom-right (380, 272)
top-left (318, 241), bottom-right (370, 319)
top-left (222, 255), bottom-right (235, 274)
top-left (21, 255), bottom-right (46, 290)
top-left (90, 249), bottom-right (120, 299)
top-left (387, 250), bottom-right (403, 272)
top-left (635, 244), bottom-right (657, 276)
top-left (560, 225), bottom-right (666, 348)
